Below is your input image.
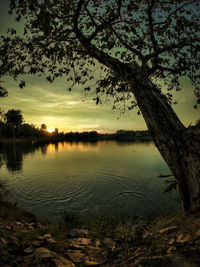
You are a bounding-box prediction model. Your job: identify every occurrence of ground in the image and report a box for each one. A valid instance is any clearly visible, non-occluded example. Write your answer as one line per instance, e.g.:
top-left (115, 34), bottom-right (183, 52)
top-left (0, 200), bottom-right (200, 266)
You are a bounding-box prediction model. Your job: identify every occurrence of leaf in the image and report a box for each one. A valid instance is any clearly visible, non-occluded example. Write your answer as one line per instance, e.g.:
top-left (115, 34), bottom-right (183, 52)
top-left (19, 81), bottom-right (25, 89)
top-left (84, 87), bottom-right (90, 91)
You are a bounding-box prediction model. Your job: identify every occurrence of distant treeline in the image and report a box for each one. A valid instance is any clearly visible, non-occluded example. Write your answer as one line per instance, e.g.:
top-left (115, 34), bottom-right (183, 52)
top-left (0, 109), bottom-right (152, 142)
top-left (0, 122), bottom-right (151, 142)
top-left (1, 109), bottom-right (199, 143)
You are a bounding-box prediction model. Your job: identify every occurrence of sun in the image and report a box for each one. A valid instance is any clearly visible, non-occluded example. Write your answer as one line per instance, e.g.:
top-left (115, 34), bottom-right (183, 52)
top-left (47, 127), bottom-right (55, 133)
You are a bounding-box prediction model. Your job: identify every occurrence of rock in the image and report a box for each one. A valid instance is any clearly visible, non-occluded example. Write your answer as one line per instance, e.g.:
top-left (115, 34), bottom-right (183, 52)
top-left (37, 222), bottom-right (45, 230)
top-left (26, 223), bottom-right (34, 230)
top-left (68, 229), bottom-right (89, 238)
top-left (66, 249), bottom-right (86, 263)
top-left (167, 246), bottom-right (176, 253)
top-left (32, 240), bottom-right (40, 246)
top-left (52, 257), bottom-right (76, 267)
top-left (70, 237), bottom-right (92, 247)
top-left (95, 240), bottom-right (101, 247)
top-left (33, 247), bottom-right (55, 259)
top-left (87, 248), bottom-right (107, 264)
top-left (195, 229), bottom-right (200, 236)
top-left (176, 234), bottom-right (191, 243)
top-left (24, 247), bottom-right (34, 254)
top-left (46, 238), bottom-right (56, 244)
top-left (43, 233), bottom-right (52, 239)
top-left (0, 237), bottom-right (7, 244)
top-left (34, 247), bottom-right (75, 266)
top-left (87, 246), bottom-right (101, 251)
top-left (84, 259), bottom-right (102, 266)
top-left (102, 238), bottom-right (116, 251)
top-left (5, 225), bottom-right (11, 231)
top-left (15, 221), bottom-right (23, 226)
top-left (159, 225), bottom-right (177, 234)
top-left (168, 238), bottom-right (175, 245)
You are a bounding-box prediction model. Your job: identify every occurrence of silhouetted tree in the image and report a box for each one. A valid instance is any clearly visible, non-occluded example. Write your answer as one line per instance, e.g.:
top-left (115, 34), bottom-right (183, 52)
top-left (41, 124), bottom-right (47, 131)
top-left (5, 109), bottom-right (23, 139)
top-left (196, 119), bottom-right (200, 129)
top-left (54, 128), bottom-right (59, 136)
top-left (0, 0), bottom-right (200, 212)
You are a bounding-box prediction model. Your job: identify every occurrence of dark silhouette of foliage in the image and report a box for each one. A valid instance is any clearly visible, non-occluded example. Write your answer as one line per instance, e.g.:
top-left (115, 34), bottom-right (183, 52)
top-left (5, 109), bottom-right (23, 127)
top-left (0, 85), bottom-right (8, 97)
top-left (4, 109), bottom-right (23, 138)
top-left (41, 124), bottom-right (47, 131)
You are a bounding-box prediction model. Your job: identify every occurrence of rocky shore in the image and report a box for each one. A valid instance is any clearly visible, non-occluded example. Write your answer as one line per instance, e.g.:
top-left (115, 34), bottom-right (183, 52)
top-left (0, 200), bottom-right (200, 266)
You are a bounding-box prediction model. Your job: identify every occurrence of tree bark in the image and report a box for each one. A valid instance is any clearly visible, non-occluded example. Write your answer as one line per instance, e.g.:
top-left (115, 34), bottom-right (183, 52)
top-left (130, 77), bottom-right (200, 213)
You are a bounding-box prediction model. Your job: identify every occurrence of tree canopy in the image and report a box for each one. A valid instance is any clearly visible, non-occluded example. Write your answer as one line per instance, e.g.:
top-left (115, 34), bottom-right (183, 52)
top-left (0, 0), bottom-right (199, 110)
top-left (5, 109), bottom-right (23, 127)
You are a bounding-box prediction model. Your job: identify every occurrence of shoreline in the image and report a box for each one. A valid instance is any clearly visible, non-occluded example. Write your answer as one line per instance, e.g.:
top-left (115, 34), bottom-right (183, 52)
top-left (0, 136), bottom-right (152, 144)
top-left (0, 199), bottom-right (200, 266)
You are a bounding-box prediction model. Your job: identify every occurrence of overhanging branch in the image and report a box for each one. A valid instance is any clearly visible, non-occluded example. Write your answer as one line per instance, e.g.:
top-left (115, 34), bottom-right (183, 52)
top-left (73, 0), bottom-right (126, 74)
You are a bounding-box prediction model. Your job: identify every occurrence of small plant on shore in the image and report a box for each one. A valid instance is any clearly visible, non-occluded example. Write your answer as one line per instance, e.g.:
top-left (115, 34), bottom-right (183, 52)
top-left (87, 214), bottom-right (120, 239)
top-left (61, 210), bottom-right (83, 230)
top-left (158, 174), bottom-right (177, 194)
top-left (164, 177), bottom-right (177, 193)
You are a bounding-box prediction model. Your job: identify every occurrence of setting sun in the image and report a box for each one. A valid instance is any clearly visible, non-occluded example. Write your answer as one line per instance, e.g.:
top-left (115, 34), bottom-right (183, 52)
top-left (47, 127), bottom-right (55, 133)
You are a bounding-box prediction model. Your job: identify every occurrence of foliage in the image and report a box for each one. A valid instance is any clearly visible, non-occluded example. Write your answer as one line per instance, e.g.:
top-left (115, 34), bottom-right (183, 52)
top-left (164, 177), bottom-right (177, 193)
top-left (195, 118), bottom-right (200, 128)
top-left (61, 210), bottom-right (83, 230)
top-left (87, 214), bottom-right (120, 239)
top-left (5, 109), bottom-right (23, 127)
top-left (0, 0), bottom-right (199, 111)
top-left (0, 85), bottom-right (8, 97)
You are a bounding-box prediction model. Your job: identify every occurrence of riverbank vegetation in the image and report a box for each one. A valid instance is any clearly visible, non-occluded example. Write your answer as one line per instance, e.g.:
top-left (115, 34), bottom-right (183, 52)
top-left (0, 109), bottom-right (152, 143)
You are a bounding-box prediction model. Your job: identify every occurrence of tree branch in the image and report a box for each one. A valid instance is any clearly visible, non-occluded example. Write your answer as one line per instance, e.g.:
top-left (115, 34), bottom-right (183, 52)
top-left (86, 0), bottom-right (122, 42)
top-left (147, 0), bottom-right (158, 54)
top-left (153, 0), bottom-right (196, 26)
top-left (150, 64), bottom-right (188, 74)
top-left (145, 39), bottom-right (196, 61)
top-left (110, 26), bottom-right (144, 62)
top-left (84, 6), bottom-right (97, 27)
top-left (73, 0), bottom-right (126, 74)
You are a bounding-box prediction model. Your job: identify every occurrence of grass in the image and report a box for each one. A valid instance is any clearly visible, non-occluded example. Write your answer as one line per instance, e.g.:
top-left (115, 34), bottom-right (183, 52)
top-left (60, 209), bottom-right (138, 241)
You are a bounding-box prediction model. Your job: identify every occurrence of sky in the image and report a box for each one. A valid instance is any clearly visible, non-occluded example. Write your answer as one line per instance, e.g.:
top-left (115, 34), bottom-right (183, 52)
top-left (0, 0), bottom-right (199, 133)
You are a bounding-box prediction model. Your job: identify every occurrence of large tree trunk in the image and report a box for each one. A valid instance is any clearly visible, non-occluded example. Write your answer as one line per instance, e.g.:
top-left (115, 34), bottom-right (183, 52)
top-left (130, 77), bottom-right (200, 213)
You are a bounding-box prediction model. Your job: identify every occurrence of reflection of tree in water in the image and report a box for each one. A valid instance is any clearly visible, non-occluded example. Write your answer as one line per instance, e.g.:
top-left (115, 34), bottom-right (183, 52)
top-left (55, 142), bottom-right (58, 152)
top-left (0, 141), bottom-right (55, 173)
top-left (0, 141), bottom-right (98, 173)
top-left (0, 154), bottom-right (3, 168)
top-left (0, 142), bottom-right (23, 172)
top-left (40, 144), bottom-right (48, 155)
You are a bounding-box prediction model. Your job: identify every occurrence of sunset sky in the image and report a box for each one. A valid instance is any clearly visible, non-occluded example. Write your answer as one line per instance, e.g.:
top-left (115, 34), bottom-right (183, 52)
top-left (0, 0), bottom-right (199, 133)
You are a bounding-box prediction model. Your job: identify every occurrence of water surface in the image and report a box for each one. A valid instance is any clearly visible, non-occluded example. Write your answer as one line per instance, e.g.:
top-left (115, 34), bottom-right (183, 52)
top-left (0, 141), bottom-right (179, 221)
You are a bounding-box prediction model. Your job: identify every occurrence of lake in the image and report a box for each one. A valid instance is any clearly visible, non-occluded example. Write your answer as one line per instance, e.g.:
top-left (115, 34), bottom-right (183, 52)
top-left (0, 140), bottom-right (179, 222)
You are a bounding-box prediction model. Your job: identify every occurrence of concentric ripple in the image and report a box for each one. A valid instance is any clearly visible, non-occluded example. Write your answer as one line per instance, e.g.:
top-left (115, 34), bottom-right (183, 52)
top-left (1, 141), bottom-right (180, 221)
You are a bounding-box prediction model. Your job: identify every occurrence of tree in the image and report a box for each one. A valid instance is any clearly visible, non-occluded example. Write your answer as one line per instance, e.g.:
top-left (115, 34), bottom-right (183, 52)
top-left (41, 124), bottom-right (47, 131)
top-left (0, 0), bottom-right (200, 212)
top-left (5, 109), bottom-right (23, 138)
